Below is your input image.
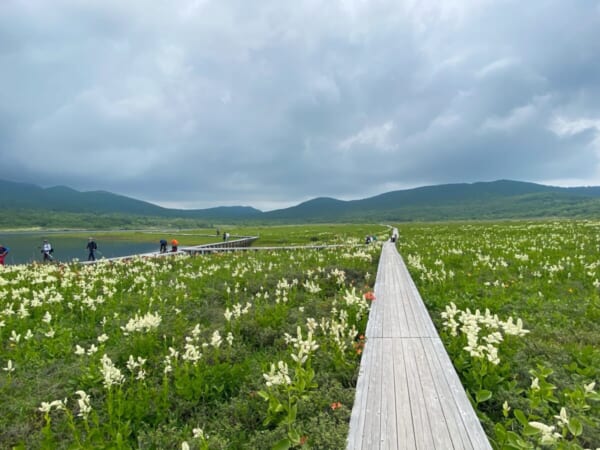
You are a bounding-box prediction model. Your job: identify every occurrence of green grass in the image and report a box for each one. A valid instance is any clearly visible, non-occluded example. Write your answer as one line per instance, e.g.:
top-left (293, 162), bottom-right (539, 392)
top-left (398, 220), bottom-right (600, 449)
top-left (0, 225), bottom-right (384, 449)
top-left (3, 220), bottom-right (598, 449)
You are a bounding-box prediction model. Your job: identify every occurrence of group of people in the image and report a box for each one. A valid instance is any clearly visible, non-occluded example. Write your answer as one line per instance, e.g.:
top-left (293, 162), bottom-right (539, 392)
top-left (159, 239), bottom-right (179, 253)
top-left (365, 235), bottom-right (378, 244)
top-left (0, 237), bottom-right (99, 266)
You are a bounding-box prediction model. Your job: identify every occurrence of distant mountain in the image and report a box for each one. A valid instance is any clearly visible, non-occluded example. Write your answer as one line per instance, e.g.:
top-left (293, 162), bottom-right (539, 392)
top-left (0, 179), bottom-right (262, 220)
top-left (2, 178), bottom-right (600, 227)
top-left (263, 180), bottom-right (600, 221)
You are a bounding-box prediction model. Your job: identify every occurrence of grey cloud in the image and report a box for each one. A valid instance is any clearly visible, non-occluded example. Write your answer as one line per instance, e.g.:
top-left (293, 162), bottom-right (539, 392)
top-left (1, 0), bottom-right (600, 209)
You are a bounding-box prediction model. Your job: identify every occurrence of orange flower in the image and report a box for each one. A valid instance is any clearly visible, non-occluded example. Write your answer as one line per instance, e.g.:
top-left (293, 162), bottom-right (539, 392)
top-left (364, 291), bottom-right (376, 301)
top-left (330, 402), bottom-right (342, 410)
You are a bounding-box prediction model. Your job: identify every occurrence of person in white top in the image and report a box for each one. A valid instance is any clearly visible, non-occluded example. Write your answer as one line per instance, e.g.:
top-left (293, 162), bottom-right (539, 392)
top-left (41, 239), bottom-right (53, 262)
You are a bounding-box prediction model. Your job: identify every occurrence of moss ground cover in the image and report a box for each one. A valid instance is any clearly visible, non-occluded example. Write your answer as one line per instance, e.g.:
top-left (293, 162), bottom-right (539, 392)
top-left (398, 220), bottom-right (600, 449)
top-left (0, 225), bottom-right (386, 449)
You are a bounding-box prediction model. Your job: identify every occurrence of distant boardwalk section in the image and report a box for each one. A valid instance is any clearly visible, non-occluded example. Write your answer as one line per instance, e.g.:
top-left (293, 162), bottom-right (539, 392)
top-left (347, 240), bottom-right (492, 449)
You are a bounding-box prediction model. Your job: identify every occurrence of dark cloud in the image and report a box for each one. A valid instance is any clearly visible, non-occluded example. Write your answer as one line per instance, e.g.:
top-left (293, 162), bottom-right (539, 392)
top-left (1, 0), bottom-right (600, 210)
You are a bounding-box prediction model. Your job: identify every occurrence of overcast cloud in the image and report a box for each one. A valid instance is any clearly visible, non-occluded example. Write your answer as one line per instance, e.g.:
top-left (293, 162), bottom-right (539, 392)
top-left (1, 0), bottom-right (600, 210)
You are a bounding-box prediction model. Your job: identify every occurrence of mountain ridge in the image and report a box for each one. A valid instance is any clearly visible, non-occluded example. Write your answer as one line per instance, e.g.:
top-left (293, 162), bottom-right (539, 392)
top-left (2, 178), bottom-right (600, 226)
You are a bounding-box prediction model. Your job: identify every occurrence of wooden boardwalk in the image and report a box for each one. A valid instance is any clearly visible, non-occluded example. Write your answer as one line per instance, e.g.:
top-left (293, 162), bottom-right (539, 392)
top-left (347, 240), bottom-right (492, 449)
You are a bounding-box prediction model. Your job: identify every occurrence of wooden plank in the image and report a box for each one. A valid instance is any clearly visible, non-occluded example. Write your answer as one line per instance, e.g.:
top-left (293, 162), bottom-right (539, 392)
top-left (412, 338), bottom-right (454, 449)
top-left (392, 338), bottom-right (416, 449)
top-left (380, 338), bottom-right (398, 450)
top-left (347, 335), bottom-right (376, 450)
top-left (421, 338), bottom-right (475, 450)
top-left (431, 339), bottom-right (492, 450)
top-left (403, 338), bottom-right (435, 450)
top-left (362, 337), bottom-right (383, 449)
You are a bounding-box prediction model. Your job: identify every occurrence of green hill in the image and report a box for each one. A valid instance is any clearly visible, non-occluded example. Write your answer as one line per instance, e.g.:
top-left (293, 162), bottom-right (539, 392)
top-left (263, 180), bottom-right (600, 222)
top-left (2, 179), bottom-right (600, 229)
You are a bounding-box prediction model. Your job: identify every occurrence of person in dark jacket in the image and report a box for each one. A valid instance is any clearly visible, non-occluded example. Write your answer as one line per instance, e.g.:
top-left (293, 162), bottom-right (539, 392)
top-left (86, 237), bottom-right (98, 261)
top-left (159, 239), bottom-right (167, 253)
top-left (0, 244), bottom-right (9, 265)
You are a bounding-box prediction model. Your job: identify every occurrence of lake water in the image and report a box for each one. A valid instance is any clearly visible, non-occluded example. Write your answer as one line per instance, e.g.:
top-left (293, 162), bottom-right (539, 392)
top-left (0, 232), bottom-right (162, 265)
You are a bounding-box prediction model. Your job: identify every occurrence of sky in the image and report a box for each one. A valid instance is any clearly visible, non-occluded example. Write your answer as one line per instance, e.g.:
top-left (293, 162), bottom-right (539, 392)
top-left (1, 0), bottom-right (600, 211)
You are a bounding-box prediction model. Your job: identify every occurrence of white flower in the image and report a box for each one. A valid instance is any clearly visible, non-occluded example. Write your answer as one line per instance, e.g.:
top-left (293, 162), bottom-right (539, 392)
top-left (3, 360), bottom-right (15, 373)
top-left (263, 361), bottom-right (292, 387)
top-left (210, 330), bottom-right (222, 348)
top-left (528, 421), bottom-right (561, 445)
top-left (531, 377), bottom-right (540, 391)
top-left (75, 390), bottom-right (92, 419)
top-left (74, 345), bottom-right (86, 356)
top-left (193, 427), bottom-right (207, 439)
top-left (43, 311), bottom-right (52, 323)
top-left (181, 442), bottom-right (190, 450)
top-left (554, 407), bottom-right (568, 427)
top-left (97, 334), bottom-right (109, 343)
top-left (99, 354), bottom-right (125, 389)
top-left (87, 344), bottom-right (98, 355)
top-left (38, 402), bottom-right (52, 413)
top-left (584, 381), bottom-right (596, 394)
top-left (121, 311), bottom-right (162, 335)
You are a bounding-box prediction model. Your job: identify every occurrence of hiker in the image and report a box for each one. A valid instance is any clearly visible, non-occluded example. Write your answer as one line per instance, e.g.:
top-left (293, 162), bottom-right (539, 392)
top-left (365, 235), bottom-right (372, 244)
top-left (41, 239), bottom-right (53, 262)
top-left (223, 231), bottom-right (227, 241)
top-left (0, 244), bottom-right (9, 266)
top-left (216, 228), bottom-right (220, 236)
top-left (86, 237), bottom-right (98, 261)
top-left (159, 239), bottom-right (167, 253)
top-left (171, 239), bottom-right (179, 252)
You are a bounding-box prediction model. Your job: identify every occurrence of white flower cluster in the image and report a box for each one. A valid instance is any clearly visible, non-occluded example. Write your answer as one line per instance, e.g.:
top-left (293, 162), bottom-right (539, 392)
top-left (99, 354), bottom-right (125, 389)
top-left (528, 421), bottom-right (561, 445)
top-left (284, 326), bottom-right (319, 365)
top-left (75, 390), bottom-right (92, 419)
top-left (441, 302), bottom-right (529, 365)
top-left (303, 280), bottom-right (321, 294)
top-left (263, 361), bottom-right (292, 387)
top-left (342, 249), bottom-right (372, 261)
top-left (339, 287), bottom-right (370, 322)
top-left (126, 355), bottom-right (147, 380)
top-left (121, 311), bottom-right (162, 335)
top-left (224, 302), bottom-right (251, 321)
top-left (329, 268), bottom-right (346, 286)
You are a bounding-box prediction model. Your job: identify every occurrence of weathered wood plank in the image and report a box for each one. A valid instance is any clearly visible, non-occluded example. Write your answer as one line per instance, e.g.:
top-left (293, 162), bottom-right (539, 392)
top-left (392, 338), bottom-right (416, 449)
top-left (381, 338), bottom-right (398, 450)
top-left (347, 241), bottom-right (492, 450)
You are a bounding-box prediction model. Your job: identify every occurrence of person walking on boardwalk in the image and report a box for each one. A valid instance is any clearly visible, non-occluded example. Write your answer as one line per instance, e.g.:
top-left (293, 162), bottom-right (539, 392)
top-left (0, 244), bottom-right (9, 265)
top-left (41, 239), bottom-right (54, 262)
top-left (86, 237), bottom-right (98, 261)
top-left (159, 239), bottom-right (167, 253)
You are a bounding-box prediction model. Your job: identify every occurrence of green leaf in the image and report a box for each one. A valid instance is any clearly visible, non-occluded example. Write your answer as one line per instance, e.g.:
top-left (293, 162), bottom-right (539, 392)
top-left (494, 423), bottom-right (506, 442)
top-left (513, 409), bottom-right (529, 426)
top-left (271, 438), bottom-right (292, 450)
top-left (567, 417), bottom-right (583, 436)
top-left (476, 389), bottom-right (492, 403)
top-left (257, 390), bottom-right (270, 400)
top-left (288, 429), bottom-right (301, 443)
